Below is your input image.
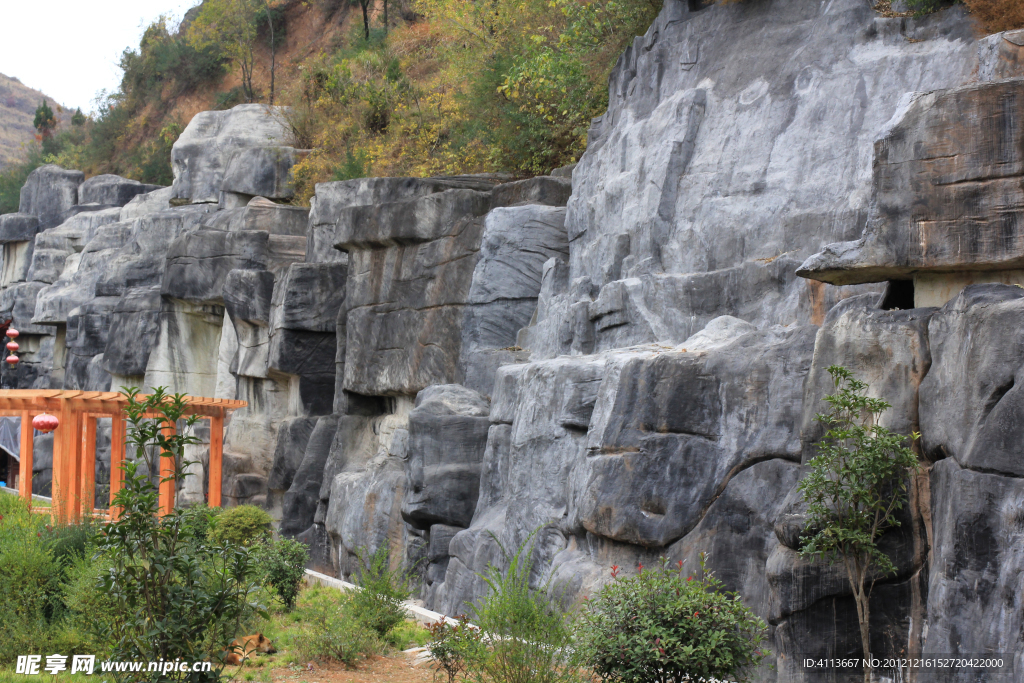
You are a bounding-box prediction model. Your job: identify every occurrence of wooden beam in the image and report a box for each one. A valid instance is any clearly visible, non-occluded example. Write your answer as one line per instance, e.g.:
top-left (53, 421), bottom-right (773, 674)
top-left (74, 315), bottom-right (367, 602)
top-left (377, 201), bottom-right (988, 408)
top-left (18, 410), bottom-right (32, 509)
top-left (159, 420), bottom-right (176, 517)
top-left (209, 412), bottom-right (223, 508)
top-left (109, 412), bottom-right (125, 520)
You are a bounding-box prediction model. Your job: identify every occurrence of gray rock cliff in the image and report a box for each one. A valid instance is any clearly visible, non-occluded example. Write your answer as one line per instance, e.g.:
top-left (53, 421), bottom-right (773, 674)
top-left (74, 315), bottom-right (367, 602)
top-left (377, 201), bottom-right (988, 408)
top-left (2, 4), bottom-right (1024, 680)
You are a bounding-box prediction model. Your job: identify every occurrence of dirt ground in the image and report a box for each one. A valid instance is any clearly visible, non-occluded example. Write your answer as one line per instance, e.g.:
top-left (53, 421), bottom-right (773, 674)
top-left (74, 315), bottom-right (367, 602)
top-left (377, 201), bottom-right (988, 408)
top-left (253, 651), bottom-right (435, 683)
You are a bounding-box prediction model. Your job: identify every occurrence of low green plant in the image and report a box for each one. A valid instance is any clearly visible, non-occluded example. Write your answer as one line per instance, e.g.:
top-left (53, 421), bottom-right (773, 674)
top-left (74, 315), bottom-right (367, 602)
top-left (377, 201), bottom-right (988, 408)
top-left (347, 545), bottom-right (411, 641)
top-left (427, 614), bottom-right (483, 683)
top-left (470, 530), bottom-right (580, 683)
top-left (179, 503), bottom-right (223, 545)
top-left (293, 586), bottom-right (380, 665)
top-left (575, 554), bottom-right (768, 683)
top-left (211, 504), bottom-right (273, 546)
top-left (254, 537), bottom-right (309, 609)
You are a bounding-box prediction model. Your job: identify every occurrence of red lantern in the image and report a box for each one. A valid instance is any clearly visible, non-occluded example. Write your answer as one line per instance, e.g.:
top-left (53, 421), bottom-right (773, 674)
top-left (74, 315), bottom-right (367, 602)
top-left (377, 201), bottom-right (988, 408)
top-left (32, 413), bottom-right (58, 433)
top-left (5, 328), bottom-right (18, 339)
top-left (5, 354), bottom-right (18, 365)
top-left (6, 341), bottom-right (17, 352)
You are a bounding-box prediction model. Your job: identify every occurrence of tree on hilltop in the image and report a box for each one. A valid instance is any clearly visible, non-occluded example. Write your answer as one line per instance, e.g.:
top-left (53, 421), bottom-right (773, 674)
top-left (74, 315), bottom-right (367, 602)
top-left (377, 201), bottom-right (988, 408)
top-left (33, 101), bottom-right (57, 139)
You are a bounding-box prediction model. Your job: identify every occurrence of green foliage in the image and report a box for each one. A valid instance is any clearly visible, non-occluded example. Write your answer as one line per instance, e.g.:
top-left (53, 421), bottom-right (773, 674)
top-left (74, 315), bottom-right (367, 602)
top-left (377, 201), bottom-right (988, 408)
top-left (94, 387), bottom-right (267, 681)
top-left (575, 555), bottom-right (768, 683)
top-left (348, 545), bottom-right (411, 640)
top-left (254, 537), bottom-right (309, 609)
top-left (293, 586), bottom-right (381, 665)
top-left (211, 504), bottom-right (273, 547)
top-left (901, 0), bottom-right (954, 14)
top-left (120, 17), bottom-right (227, 112)
top-left (188, 0), bottom-right (263, 102)
top-left (33, 101), bottom-right (56, 138)
top-left (427, 614), bottom-right (483, 683)
top-left (179, 503), bottom-right (223, 545)
top-left (798, 366), bottom-right (920, 577)
top-left (468, 531), bottom-right (580, 683)
top-left (798, 365), bottom-right (919, 679)
top-left (0, 497), bottom-right (96, 663)
top-left (70, 108), bottom-right (86, 126)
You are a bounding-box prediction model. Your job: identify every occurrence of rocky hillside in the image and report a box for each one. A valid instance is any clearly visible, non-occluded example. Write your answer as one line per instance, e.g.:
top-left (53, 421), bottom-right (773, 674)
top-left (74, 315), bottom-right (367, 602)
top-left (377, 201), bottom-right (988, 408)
top-left (1, 0), bottom-right (1024, 681)
top-left (0, 73), bottom-right (69, 169)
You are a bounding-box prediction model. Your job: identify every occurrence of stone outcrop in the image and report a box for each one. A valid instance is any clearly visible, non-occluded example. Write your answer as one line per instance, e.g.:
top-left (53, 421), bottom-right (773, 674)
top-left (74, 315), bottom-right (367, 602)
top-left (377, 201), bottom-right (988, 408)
top-left (3, 4), bottom-right (1024, 681)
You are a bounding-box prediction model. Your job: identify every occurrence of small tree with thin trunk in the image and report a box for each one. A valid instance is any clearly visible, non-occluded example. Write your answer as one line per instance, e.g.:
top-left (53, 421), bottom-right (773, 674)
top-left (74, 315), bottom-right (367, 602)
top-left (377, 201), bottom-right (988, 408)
top-left (798, 365), bottom-right (919, 683)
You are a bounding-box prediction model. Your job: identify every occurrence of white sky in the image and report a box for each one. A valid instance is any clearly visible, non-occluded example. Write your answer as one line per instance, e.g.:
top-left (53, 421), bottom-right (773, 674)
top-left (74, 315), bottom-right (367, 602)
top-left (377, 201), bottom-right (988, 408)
top-left (0, 0), bottom-right (201, 114)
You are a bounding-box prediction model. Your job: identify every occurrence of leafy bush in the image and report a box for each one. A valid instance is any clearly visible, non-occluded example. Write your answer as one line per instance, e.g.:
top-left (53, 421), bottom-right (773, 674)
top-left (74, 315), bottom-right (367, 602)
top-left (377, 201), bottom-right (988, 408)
top-left (469, 531), bottom-right (579, 683)
top-left (347, 545), bottom-right (411, 640)
top-left (211, 504), bottom-right (273, 547)
top-left (254, 537), bottom-right (309, 609)
top-left (0, 511), bottom-right (61, 663)
top-left (293, 586), bottom-right (381, 665)
top-left (427, 614), bottom-right (483, 683)
top-left (575, 555), bottom-right (768, 683)
top-left (179, 503), bottom-right (223, 545)
top-left (94, 388), bottom-right (267, 681)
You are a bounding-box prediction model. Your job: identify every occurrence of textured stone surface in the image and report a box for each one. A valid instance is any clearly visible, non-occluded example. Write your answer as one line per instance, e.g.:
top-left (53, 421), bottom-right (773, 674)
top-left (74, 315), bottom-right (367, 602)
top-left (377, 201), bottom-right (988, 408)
top-left (402, 385), bottom-right (491, 530)
top-left (221, 146), bottom-right (306, 200)
top-left (920, 285), bottom-right (1024, 476)
top-left (171, 104), bottom-right (292, 204)
top-left (0, 213), bottom-right (40, 243)
top-left (79, 174), bottom-right (162, 207)
top-left (19, 165), bottom-right (83, 229)
top-left (799, 79), bottom-right (1024, 288)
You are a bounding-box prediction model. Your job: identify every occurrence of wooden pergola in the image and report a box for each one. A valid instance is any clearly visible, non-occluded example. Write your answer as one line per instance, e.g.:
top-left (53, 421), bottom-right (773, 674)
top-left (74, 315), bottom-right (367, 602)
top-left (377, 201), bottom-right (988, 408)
top-left (0, 390), bottom-right (246, 522)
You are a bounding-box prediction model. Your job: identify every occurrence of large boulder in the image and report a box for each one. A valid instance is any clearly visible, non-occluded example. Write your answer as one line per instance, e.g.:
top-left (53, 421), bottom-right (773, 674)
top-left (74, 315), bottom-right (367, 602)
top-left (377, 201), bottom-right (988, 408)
top-left (78, 174), bottom-right (163, 207)
top-left (799, 79), bottom-right (1024, 302)
top-left (919, 284), bottom-right (1024, 477)
top-left (18, 165), bottom-right (83, 229)
top-left (170, 104), bottom-right (292, 204)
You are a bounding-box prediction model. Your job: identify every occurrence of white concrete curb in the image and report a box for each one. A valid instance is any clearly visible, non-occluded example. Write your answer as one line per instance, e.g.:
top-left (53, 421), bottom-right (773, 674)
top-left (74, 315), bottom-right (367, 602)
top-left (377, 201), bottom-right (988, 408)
top-left (303, 569), bottom-right (461, 627)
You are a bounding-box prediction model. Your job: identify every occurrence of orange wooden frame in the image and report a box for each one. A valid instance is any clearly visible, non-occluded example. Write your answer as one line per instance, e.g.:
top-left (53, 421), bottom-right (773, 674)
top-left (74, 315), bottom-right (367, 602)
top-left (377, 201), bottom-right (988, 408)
top-left (0, 390), bottom-right (246, 522)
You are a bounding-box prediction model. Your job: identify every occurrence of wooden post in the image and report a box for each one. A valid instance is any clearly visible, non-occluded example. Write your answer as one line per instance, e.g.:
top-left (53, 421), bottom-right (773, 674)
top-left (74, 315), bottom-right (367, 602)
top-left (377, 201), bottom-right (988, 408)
top-left (209, 412), bottom-right (223, 508)
top-left (159, 420), bottom-right (176, 517)
top-left (66, 409), bottom-right (82, 523)
top-left (52, 399), bottom-right (75, 523)
top-left (80, 416), bottom-right (96, 517)
top-left (18, 410), bottom-right (32, 509)
top-left (109, 412), bottom-right (125, 520)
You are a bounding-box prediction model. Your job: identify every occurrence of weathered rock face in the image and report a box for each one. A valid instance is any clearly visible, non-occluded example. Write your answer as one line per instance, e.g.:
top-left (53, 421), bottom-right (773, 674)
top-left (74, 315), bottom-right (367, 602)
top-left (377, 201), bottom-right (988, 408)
top-left (5, 6), bottom-right (1024, 681)
top-left (799, 78), bottom-right (1024, 299)
top-left (170, 104), bottom-right (293, 204)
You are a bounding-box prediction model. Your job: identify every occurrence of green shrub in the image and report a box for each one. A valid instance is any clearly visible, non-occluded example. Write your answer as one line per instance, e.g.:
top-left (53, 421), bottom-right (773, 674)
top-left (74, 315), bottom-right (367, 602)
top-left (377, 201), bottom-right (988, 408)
top-left (211, 504), bottom-right (273, 547)
top-left (0, 521), bottom-right (61, 663)
top-left (95, 388), bottom-right (267, 681)
top-left (293, 587), bottom-right (380, 665)
top-left (254, 537), bottom-right (309, 609)
top-left (575, 554), bottom-right (767, 683)
top-left (347, 545), bottom-right (410, 640)
top-left (179, 503), bottom-right (222, 544)
top-left (470, 531), bottom-right (580, 683)
top-left (427, 614), bottom-right (483, 683)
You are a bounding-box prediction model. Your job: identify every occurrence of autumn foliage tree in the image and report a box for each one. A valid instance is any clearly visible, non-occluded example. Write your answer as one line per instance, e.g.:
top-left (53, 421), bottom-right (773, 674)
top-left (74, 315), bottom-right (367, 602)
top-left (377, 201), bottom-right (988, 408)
top-left (33, 101), bottom-right (57, 139)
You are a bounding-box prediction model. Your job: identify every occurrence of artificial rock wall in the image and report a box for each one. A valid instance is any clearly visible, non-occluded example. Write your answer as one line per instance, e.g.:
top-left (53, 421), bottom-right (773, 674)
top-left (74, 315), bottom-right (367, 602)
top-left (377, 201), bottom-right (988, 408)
top-left (2, 2), bottom-right (1024, 681)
